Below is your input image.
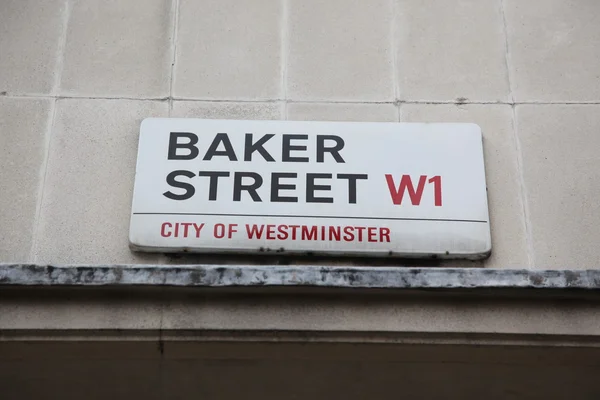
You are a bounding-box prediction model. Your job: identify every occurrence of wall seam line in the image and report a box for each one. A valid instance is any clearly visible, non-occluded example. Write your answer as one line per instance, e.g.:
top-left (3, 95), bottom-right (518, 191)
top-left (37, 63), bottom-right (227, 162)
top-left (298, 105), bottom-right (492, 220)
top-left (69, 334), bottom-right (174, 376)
top-left (390, 0), bottom-right (401, 121)
top-left (3, 93), bottom-right (600, 106)
top-left (29, 0), bottom-right (72, 261)
top-left (512, 106), bottom-right (535, 267)
top-left (157, 285), bottom-right (166, 397)
top-left (500, 0), bottom-right (535, 267)
top-left (168, 0), bottom-right (181, 116)
top-left (280, 0), bottom-right (290, 119)
top-left (499, 0), bottom-right (515, 104)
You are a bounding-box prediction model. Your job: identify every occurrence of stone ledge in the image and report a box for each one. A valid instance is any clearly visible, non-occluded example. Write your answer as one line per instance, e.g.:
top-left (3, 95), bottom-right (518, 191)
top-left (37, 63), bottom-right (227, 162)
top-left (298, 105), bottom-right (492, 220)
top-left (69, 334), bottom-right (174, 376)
top-left (1, 264), bottom-right (599, 291)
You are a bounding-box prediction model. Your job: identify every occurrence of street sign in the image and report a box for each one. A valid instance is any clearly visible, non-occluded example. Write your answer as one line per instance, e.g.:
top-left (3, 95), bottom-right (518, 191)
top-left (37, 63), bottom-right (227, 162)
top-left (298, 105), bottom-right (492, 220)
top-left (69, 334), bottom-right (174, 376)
top-left (130, 118), bottom-right (491, 259)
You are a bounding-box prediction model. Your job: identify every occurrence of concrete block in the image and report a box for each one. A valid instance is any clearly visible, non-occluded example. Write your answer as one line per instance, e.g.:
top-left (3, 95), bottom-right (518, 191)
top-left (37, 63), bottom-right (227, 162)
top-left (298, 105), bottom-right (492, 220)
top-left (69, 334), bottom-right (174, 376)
top-left (401, 104), bottom-right (528, 268)
top-left (60, 0), bottom-right (171, 97)
top-left (161, 295), bottom-right (600, 336)
top-left (171, 101), bottom-right (283, 119)
top-left (287, 103), bottom-right (399, 122)
top-left (505, 0), bottom-right (600, 102)
top-left (516, 105), bottom-right (600, 268)
top-left (395, 0), bottom-right (509, 102)
top-left (174, 0), bottom-right (282, 100)
top-left (0, 0), bottom-right (66, 94)
top-left (287, 0), bottom-right (394, 101)
top-left (0, 98), bottom-right (52, 262)
top-left (0, 297), bottom-right (162, 330)
top-left (33, 99), bottom-right (168, 264)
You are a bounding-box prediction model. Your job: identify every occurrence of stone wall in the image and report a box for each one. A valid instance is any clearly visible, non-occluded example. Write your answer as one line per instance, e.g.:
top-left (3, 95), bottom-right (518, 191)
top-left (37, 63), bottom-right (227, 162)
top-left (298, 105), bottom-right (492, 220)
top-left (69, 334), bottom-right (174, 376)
top-left (1, 0), bottom-right (600, 269)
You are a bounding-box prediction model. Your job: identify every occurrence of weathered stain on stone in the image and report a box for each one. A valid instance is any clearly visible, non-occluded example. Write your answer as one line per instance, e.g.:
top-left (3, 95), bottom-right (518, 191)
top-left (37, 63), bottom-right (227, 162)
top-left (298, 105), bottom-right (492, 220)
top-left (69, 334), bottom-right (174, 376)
top-left (113, 267), bottom-right (123, 282)
top-left (564, 270), bottom-right (580, 287)
top-left (188, 269), bottom-right (205, 284)
top-left (216, 267), bottom-right (226, 280)
top-left (319, 269), bottom-right (328, 282)
top-left (0, 264), bottom-right (599, 293)
top-left (530, 273), bottom-right (545, 286)
top-left (347, 273), bottom-right (358, 285)
top-left (399, 274), bottom-right (410, 286)
top-left (84, 268), bottom-right (96, 283)
top-left (251, 275), bottom-right (267, 286)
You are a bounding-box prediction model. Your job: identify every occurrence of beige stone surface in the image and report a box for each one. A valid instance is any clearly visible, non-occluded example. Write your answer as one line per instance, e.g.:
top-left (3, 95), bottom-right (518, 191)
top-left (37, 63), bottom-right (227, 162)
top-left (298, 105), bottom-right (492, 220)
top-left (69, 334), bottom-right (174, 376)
top-left (60, 0), bottom-right (172, 97)
top-left (171, 101), bottom-right (283, 119)
top-left (287, 0), bottom-right (394, 101)
top-left (174, 0), bottom-right (282, 100)
top-left (396, 0), bottom-right (510, 102)
top-left (161, 295), bottom-right (600, 336)
top-left (3, 289), bottom-right (597, 336)
top-left (0, 0), bottom-right (66, 94)
top-left (401, 104), bottom-right (528, 268)
top-left (505, 0), bottom-right (600, 102)
top-left (517, 105), bottom-right (600, 268)
top-left (0, 296), bottom-right (162, 330)
top-left (287, 103), bottom-right (399, 122)
top-left (33, 99), bottom-right (168, 264)
top-left (0, 98), bottom-right (52, 262)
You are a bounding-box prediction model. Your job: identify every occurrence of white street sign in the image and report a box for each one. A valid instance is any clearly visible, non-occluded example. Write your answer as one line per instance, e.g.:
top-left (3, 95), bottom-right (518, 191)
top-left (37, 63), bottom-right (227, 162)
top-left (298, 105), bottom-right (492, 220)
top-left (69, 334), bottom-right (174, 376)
top-left (130, 119), bottom-right (491, 259)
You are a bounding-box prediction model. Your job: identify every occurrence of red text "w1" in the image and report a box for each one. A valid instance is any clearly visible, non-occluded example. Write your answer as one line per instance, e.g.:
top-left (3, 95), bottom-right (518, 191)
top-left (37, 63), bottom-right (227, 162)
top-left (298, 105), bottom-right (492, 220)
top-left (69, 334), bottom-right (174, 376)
top-left (385, 175), bottom-right (442, 206)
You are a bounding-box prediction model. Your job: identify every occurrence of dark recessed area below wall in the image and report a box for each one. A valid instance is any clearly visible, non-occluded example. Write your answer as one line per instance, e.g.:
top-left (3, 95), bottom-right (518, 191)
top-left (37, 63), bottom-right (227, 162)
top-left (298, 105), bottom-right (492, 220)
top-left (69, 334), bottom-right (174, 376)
top-left (1, 341), bottom-right (599, 400)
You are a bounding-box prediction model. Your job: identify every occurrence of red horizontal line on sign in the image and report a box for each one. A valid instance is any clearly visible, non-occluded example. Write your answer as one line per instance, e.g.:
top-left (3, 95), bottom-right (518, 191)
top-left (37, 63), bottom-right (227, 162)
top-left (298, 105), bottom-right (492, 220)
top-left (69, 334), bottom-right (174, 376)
top-left (132, 212), bottom-right (487, 224)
